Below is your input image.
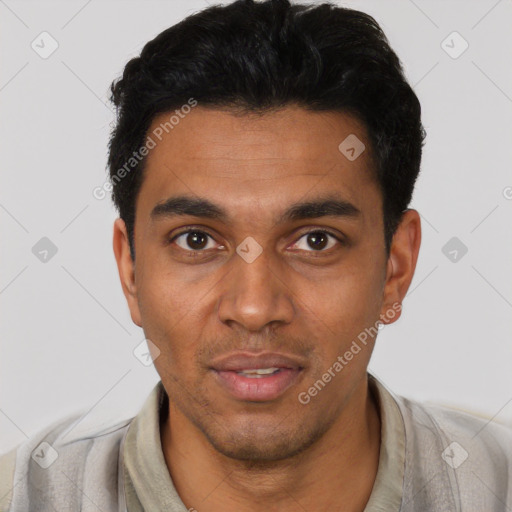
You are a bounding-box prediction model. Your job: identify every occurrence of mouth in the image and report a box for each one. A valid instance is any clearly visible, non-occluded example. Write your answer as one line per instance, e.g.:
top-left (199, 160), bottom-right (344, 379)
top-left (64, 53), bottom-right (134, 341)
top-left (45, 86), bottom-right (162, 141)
top-left (209, 352), bottom-right (306, 402)
top-left (233, 367), bottom-right (285, 378)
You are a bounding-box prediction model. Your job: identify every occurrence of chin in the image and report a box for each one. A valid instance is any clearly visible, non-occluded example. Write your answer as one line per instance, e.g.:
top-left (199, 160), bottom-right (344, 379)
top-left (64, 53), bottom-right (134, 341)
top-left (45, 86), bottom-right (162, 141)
top-left (200, 418), bottom-right (327, 464)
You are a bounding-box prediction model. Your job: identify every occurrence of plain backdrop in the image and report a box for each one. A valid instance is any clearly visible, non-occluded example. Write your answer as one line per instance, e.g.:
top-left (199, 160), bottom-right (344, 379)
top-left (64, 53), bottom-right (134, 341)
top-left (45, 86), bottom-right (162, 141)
top-left (1, 0), bottom-right (511, 453)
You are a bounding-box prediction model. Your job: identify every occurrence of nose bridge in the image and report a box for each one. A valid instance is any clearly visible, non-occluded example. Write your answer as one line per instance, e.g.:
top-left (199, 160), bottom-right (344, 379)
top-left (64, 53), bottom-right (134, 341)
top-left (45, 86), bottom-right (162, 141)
top-left (217, 240), bottom-right (294, 331)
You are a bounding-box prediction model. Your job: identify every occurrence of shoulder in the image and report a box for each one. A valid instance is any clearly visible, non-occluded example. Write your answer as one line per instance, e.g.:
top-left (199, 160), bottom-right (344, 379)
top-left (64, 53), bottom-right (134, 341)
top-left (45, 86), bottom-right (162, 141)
top-left (393, 392), bottom-right (512, 510)
top-left (0, 411), bottom-right (133, 511)
top-left (398, 394), bottom-right (512, 463)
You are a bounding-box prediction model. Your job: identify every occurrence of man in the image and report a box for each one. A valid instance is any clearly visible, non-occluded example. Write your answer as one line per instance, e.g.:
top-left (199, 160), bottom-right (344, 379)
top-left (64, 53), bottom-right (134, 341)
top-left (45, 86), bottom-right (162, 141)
top-left (1, 0), bottom-right (511, 510)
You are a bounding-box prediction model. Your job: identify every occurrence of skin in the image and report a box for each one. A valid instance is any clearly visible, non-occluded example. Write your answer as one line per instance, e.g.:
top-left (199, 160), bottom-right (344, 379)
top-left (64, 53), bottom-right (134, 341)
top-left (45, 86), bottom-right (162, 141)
top-left (113, 106), bottom-right (421, 512)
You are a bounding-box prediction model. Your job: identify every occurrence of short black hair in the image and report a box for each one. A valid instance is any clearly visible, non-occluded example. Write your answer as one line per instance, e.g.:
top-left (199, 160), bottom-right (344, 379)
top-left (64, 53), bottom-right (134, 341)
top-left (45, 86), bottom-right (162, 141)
top-left (108, 0), bottom-right (426, 260)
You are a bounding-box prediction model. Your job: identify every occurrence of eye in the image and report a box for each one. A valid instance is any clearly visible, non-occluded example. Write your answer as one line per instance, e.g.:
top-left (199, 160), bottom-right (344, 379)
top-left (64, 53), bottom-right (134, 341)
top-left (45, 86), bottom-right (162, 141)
top-left (290, 230), bottom-right (343, 252)
top-left (171, 229), bottom-right (221, 252)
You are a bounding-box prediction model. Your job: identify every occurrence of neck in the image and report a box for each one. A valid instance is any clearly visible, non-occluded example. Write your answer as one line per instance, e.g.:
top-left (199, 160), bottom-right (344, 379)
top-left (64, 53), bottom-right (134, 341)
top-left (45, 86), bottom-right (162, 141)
top-left (161, 375), bottom-right (381, 512)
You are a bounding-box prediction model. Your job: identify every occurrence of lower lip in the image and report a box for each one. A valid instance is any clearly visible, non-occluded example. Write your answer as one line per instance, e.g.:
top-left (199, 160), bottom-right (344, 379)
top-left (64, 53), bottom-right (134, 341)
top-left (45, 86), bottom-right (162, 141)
top-left (212, 368), bottom-right (303, 402)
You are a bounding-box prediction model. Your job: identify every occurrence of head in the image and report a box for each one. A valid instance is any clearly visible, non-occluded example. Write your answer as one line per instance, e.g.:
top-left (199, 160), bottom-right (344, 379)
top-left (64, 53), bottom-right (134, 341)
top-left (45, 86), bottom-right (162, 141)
top-left (111, 0), bottom-right (424, 462)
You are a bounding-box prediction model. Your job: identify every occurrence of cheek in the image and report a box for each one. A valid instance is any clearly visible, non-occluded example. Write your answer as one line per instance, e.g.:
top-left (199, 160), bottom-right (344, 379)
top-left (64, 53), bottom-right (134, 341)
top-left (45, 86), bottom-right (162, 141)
top-left (137, 270), bottom-right (205, 363)
top-left (304, 264), bottom-right (383, 353)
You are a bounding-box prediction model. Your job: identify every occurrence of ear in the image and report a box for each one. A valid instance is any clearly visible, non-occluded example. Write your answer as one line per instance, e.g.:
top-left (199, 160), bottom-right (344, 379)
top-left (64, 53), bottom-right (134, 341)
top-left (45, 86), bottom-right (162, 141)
top-left (380, 209), bottom-right (421, 325)
top-left (113, 218), bottom-right (142, 327)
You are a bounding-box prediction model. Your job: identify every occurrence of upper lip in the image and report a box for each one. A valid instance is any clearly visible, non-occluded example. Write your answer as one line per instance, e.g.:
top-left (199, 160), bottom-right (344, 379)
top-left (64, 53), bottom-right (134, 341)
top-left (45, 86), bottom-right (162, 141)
top-left (210, 352), bottom-right (305, 372)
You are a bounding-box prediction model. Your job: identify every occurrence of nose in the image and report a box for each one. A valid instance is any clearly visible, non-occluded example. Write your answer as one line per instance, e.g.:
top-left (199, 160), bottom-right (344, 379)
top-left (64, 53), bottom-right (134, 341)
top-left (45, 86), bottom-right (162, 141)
top-left (216, 243), bottom-right (295, 332)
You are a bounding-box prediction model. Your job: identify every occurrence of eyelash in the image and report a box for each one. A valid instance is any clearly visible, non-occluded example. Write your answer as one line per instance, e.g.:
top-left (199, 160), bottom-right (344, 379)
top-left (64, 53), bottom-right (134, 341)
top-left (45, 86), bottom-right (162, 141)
top-left (168, 226), bottom-right (345, 255)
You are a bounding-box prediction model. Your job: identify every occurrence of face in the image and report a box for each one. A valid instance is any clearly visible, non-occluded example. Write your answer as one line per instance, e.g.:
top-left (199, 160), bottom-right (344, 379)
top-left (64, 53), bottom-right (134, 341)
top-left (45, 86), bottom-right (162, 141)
top-left (114, 106), bottom-right (419, 462)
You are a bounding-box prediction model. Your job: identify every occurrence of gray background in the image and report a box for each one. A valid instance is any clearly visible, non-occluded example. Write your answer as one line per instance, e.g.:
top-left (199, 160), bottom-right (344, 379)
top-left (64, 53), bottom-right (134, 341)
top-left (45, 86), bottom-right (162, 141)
top-left (1, 0), bottom-right (511, 453)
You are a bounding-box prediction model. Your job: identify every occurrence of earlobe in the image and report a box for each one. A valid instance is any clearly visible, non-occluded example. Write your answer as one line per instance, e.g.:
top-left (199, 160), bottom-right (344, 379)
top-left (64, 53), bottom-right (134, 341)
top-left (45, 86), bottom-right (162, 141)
top-left (113, 218), bottom-right (142, 327)
top-left (380, 209), bottom-right (421, 325)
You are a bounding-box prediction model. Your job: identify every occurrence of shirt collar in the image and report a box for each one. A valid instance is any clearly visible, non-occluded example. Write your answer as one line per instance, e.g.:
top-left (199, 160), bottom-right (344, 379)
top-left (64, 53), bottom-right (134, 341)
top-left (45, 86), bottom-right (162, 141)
top-left (122, 380), bottom-right (185, 512)
top-left (364, 373), bottom-right (406, 511)
top-left (122, 372), bottom-right (406, 511)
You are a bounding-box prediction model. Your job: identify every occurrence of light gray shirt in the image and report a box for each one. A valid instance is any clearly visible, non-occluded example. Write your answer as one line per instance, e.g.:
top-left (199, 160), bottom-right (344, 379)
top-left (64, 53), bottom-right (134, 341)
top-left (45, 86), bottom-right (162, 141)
top-left (1, 373), bottom-right (511, 511)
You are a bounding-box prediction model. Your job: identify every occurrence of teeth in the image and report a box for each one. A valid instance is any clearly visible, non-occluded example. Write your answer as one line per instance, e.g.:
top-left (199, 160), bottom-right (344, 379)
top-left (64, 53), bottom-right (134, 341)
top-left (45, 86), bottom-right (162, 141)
top-left (237, 367), bottom-right (280, 377)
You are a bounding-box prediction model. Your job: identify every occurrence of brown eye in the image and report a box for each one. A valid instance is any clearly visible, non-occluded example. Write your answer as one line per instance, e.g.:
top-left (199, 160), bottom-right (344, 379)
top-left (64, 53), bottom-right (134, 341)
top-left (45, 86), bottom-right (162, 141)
top-left (306, 231), bottom-right (329, 250)
top-left (291, 230), bottom-right (340, 252)
top-left (173, 230), bottom-right (216, 251)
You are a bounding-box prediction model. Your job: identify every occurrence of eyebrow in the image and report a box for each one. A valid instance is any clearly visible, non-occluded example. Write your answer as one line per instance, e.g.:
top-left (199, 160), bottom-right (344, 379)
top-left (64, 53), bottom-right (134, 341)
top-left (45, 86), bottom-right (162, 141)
top-left (150, 194), bottom-right (361, 224)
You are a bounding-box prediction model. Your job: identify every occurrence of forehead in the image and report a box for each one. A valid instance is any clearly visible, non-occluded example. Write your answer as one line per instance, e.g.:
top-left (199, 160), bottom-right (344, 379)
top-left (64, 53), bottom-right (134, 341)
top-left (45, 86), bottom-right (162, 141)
top-left (136, 106), bottom-right (380, 225)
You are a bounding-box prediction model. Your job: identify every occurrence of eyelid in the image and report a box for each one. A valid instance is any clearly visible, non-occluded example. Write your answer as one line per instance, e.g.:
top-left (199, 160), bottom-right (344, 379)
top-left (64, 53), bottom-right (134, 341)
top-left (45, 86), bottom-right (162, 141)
top-left (169, 225), bottom-right (217, 242)
top-left (297, 227), bottom-right (344, 240)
